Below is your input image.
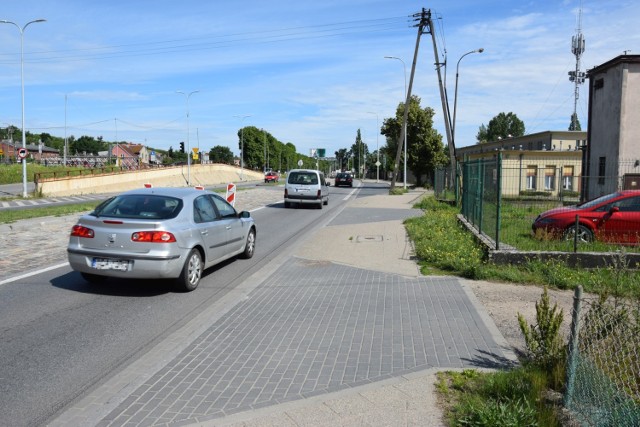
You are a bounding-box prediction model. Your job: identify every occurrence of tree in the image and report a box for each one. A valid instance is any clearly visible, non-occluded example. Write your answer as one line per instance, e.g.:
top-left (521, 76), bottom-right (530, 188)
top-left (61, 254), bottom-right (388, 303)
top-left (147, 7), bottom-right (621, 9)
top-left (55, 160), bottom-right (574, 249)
top-left (477, 112), bottom-right (525, 143)
top-left (380, 95), bottom-right (447, 186)
top-left (568, 113), bottom-right (582, 131)
top-left (71, 135), bottom-right (103, 155)
top-left (476, 124), bottom-right (488, 144)
top-left (209, 145), bottom-right (234, 164)
top-left (334, 148), bottom-right (348, 171)
top-left (350, 129), bottom-right (368, 178)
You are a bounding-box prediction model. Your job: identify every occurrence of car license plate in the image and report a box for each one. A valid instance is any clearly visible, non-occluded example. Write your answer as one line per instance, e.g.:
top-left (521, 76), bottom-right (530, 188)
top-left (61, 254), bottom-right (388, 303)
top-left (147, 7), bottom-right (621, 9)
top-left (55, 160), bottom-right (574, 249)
top-left (91, 258), bottom-right (131, 271)
top-left (296, 188), bottom-right (309, 192)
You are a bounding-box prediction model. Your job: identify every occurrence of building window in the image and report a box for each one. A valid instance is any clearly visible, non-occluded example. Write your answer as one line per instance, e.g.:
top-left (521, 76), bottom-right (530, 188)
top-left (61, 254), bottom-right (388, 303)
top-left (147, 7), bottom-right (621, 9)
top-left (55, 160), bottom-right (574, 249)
top-left (544, 166), bottom-right (556, 191)
top-left (526, 166), bottom-right (537, 190)
top-left (594, 78), bottom-right (604, 90)
top-left (598, 157), bottom-right (606, 185)
top-left (563, 166), bottom-right (574, 191)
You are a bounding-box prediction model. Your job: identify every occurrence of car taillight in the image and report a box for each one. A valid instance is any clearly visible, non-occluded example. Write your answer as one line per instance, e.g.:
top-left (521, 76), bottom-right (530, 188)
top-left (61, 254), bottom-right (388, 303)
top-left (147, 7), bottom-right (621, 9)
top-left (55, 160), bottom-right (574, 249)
top-left (131, 231), bottom-right (177, 243)
top-left (284, 189), bottom-right (289, 198)
top-left (71, 225), bottom-right (94, 238)
top-left (316, 190), bottom-right (322, 199)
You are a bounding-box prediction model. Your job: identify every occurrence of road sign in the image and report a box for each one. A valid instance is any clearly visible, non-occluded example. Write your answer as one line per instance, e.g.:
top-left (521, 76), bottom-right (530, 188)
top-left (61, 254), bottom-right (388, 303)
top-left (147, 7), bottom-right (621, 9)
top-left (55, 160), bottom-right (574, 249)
top-left (297, 159), bottom-right (303, 167)
top-left (17, 148), bottom-right (28, 159)
top-left (317, 148), bottom-right (325, 158)
top-left (0, 149), bottom-right (3, 155)
top-left (226, 183), bottom-right (236, 206)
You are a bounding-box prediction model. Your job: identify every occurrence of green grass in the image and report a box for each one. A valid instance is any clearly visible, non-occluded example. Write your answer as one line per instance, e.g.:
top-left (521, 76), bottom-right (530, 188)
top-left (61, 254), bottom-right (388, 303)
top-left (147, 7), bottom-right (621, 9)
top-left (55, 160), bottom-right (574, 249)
top-left (0, 202), bottom-right (101, 224)
top-left (407, 196), bottom-right (640, 298)
top-left (437, 368), bottom-right (562, 427)
top-left (0, 163), bottom-right (111, 185)
top-left (496, 201), bottom-right (640, 253)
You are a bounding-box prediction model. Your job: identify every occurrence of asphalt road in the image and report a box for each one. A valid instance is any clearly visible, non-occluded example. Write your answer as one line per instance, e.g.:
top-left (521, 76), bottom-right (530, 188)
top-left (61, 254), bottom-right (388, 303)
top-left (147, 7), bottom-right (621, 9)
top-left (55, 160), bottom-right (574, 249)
top-left (0, 183), bottom-right (371, 426)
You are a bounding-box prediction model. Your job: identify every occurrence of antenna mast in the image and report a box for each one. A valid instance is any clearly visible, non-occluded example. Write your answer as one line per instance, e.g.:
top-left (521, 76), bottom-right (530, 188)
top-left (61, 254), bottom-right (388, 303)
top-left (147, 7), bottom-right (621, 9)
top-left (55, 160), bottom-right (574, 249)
top-left (568, 2), bottom-right (586, 130)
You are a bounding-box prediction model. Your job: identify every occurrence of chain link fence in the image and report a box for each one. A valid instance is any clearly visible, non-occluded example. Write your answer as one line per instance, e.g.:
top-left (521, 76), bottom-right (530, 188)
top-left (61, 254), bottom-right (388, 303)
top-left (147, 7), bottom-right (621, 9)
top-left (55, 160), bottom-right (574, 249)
top-left (565, 286), bottom-right (640, 426)
top-left (434, 156), bottom-right (640, 253)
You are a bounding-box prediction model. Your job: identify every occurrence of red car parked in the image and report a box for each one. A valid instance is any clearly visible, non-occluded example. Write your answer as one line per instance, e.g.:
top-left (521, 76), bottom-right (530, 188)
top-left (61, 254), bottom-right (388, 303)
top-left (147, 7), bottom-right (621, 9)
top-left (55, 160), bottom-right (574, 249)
top-left (532, 190), bottom-right (640, 245)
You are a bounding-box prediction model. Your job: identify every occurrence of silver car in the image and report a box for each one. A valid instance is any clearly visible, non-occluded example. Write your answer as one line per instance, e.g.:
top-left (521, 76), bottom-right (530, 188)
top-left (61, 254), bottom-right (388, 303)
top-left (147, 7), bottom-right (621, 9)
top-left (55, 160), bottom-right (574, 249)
top-left (67, 187), bottom-right (256, 292)
top-left (284, 169), bottom-right (329, 209)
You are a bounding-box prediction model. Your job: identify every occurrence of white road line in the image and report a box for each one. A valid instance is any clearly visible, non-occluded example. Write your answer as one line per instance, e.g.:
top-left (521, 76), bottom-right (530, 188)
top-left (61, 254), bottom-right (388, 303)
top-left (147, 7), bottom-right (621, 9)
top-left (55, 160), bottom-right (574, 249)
top-left (0, 262), bottom-right (69, 286)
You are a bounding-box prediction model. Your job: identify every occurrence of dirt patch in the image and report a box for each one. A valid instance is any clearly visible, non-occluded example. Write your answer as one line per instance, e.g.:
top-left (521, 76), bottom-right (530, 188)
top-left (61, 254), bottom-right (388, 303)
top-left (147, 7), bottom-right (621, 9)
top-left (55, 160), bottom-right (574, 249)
top-left (467, 280), bottom-right (577, 358)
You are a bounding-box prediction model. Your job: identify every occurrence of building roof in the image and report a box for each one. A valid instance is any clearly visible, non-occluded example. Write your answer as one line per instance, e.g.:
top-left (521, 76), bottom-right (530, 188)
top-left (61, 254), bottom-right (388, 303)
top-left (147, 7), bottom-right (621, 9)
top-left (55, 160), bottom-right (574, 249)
top-left (587, 54), bottom-right (640, 77)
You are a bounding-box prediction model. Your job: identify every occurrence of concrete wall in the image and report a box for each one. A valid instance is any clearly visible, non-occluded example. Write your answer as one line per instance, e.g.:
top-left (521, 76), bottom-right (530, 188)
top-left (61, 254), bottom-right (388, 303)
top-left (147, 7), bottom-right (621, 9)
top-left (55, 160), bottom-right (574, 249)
top-left (36, 164), bottom-right (265, 197)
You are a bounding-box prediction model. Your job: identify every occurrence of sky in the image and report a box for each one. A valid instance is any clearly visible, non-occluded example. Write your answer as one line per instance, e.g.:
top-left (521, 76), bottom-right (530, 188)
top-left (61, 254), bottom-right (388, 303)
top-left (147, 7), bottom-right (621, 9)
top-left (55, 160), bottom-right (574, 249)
top-left (0, 0), bottom-right (638, 160)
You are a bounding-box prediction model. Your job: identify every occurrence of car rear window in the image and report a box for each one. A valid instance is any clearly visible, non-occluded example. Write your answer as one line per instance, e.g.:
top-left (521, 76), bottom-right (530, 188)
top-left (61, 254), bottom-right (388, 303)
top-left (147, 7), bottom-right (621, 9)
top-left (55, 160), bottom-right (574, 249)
top-left (92, 195), bottom-right (182, 219)
top-left (288, 171), bottom-right (319, 185)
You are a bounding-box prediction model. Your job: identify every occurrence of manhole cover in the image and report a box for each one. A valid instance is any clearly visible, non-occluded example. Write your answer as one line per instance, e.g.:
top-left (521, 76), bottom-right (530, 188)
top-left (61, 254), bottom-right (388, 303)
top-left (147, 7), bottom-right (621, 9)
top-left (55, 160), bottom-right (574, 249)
top-left (356, 235), bottom-right (383, 243)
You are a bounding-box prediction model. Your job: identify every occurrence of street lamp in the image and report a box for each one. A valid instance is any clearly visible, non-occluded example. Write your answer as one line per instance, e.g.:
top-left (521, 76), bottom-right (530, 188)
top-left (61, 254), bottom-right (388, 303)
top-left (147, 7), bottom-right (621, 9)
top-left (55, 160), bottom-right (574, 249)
top-left (452, 48), bottom-right (484, 143)
top-left (384, 56), bottom-right (407, 189)
top-left (1, 18), bottom-right (46, 198)
top-left (367, 112), bottom-right (379, 182)
top-left (176, 90), bottom-right (199, 185)
top-left (233, 115), bottom-right (251, 180)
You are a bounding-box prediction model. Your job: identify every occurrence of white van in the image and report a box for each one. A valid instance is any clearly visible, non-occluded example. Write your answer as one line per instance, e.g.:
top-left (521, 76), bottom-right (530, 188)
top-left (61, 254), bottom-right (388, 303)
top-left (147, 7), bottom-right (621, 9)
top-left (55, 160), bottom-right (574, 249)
top-left (284, 169), bottom-right (329, 209)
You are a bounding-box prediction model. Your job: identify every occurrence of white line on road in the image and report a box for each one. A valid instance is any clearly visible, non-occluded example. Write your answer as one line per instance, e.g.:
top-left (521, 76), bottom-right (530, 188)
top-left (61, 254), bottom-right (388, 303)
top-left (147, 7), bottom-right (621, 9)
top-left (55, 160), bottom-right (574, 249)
top-left (0, 262), bottom-right (69, 286)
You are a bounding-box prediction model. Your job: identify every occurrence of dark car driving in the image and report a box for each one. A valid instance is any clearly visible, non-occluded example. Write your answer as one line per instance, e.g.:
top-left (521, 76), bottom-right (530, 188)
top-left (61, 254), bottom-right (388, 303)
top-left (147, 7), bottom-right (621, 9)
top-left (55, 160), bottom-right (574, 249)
top-left (334, 172), bottom-right (353, 187)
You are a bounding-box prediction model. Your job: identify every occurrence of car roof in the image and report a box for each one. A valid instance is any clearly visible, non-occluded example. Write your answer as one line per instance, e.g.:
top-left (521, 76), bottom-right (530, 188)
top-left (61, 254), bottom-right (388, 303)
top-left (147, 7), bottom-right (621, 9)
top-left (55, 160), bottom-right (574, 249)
top-left (118, 187), bottom-right (214, 198)
top-left (288, 169), bottom-right (322, 174)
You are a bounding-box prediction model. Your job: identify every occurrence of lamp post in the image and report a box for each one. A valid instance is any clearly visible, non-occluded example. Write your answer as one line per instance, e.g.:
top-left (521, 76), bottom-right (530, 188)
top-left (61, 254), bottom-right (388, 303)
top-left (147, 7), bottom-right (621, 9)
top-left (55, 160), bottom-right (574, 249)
top-left (1, 18), bottom-right (46, 198)
top-left (452, 48), bottom-right (484, 143)
top-left (233, 115), bottom-right (251, 180)
top-left (384, 56), bottom-right (407, 189)
top-left (367, 112), bottom-right (379, 182)
top-left (176, 90), bottom-right (199, 185)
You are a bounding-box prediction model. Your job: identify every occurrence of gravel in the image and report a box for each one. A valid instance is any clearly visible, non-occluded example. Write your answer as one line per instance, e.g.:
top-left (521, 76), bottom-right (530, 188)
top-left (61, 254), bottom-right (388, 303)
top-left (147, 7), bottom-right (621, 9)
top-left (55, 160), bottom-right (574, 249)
top-left (468, 280), bottom-right (577, 358)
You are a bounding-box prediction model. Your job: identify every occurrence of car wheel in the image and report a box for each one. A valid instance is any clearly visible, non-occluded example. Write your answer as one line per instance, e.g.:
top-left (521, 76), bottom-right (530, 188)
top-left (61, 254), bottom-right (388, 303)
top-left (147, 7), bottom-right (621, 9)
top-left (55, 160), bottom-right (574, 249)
top-left (241, 228), bottom-right (256, 259)
top-left (284, 201), bottom-right (291, 208)
top-left (176, 248), bottom-right (202, 292)
top-left (81, 272), bottom-right (107, 283)
top-left (563, 224), bottom-right (594, 243)
top-left (323, 197), bottom-right (328, 206)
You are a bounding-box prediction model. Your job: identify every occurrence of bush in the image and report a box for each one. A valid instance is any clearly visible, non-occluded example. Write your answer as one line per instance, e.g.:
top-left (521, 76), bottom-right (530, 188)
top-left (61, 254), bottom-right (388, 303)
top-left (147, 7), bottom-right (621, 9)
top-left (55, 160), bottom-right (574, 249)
top-left (518, 286), bottom-right (565, 371)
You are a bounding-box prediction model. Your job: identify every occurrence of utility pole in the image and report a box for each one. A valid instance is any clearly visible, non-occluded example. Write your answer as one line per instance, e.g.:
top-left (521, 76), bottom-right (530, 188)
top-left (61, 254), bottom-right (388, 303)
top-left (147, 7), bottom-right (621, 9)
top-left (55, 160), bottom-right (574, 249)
top-left (390, 9), bottom-right (429, 191)
top-left (425, 12), bottom-right (456, 184)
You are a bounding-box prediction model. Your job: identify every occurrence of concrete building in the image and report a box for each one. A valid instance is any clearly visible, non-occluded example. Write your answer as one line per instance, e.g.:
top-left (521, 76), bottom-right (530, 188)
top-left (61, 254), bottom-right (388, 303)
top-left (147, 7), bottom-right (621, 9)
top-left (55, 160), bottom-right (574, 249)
top-left (456, 131), bottom-right (587, 198)
top-left (585, 54), bottom-right (640, 199)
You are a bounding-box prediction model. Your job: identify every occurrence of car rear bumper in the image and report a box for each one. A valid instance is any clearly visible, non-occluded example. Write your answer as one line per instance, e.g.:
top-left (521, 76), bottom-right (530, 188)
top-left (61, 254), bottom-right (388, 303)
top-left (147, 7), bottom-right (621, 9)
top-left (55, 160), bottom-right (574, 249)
top-left (67, 248), bottom-right (184, 279)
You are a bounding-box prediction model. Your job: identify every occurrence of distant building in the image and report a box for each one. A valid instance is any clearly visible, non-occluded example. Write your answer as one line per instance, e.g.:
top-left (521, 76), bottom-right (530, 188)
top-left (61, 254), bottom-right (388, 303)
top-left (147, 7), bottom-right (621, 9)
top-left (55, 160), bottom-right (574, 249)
top-left (585, 54), bottom-right (640, 199)
top-left (456, 131), bottom-right (587, 198)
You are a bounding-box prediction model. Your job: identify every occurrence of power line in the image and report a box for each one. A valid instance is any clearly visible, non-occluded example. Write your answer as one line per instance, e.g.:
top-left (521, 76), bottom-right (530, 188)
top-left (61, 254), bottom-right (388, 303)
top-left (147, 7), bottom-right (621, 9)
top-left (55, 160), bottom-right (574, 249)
top-left (0, 16), bottom-right (411, 64)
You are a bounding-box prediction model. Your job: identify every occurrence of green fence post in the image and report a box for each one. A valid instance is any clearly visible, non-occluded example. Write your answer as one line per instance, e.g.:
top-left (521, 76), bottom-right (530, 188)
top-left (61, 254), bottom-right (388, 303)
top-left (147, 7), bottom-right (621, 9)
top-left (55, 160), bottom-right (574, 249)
top-left (564, 285), bottom-right (583, 409)
top-left (478, 160), bottom-right (484, 235)
top-left (495, 153), bottom-right (502, 250)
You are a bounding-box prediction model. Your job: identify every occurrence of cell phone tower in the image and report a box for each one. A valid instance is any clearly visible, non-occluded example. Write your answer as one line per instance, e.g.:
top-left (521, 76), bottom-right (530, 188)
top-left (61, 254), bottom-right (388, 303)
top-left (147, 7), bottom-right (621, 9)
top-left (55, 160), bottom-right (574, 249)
top-left (568, 3), bottom-right (586, 131)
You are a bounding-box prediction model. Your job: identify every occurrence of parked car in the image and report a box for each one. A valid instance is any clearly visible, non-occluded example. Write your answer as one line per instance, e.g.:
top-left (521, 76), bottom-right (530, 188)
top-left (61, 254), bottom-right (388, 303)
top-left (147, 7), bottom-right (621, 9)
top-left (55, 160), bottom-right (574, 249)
top-left (264, 171), bottom-right (279, 183)
top-left (334, 172), bottom-right (353, 187)
top-left (532, 190), bottom-right (640, 244)
top-left (284, 169), bottom-right (329, 209)
top-left (67, 186), bottom-right (256, 291)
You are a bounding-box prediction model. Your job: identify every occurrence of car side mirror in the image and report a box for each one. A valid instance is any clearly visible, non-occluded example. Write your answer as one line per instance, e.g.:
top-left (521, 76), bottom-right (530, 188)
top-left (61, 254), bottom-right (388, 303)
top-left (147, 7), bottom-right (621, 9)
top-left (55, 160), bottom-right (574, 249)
top-left (609, 206), bottom-right (620, 214)
top-left (239, 211), bottom-right (251, 218)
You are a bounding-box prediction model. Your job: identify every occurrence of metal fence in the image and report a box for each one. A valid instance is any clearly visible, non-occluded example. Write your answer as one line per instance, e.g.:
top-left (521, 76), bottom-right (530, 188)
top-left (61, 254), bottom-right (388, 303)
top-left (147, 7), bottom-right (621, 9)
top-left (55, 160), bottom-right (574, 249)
top-left (438, 155), bottom-right (640, 252)
top-left (565, 286), bottom-right (640, 426)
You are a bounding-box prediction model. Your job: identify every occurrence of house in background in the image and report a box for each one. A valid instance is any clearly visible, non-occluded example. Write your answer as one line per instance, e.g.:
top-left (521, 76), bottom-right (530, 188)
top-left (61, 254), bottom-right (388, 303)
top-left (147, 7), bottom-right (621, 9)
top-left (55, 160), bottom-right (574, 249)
top-left (456, 130), bottom-right (587, 198)
top-left (585, 54), bottom-right (640, 199)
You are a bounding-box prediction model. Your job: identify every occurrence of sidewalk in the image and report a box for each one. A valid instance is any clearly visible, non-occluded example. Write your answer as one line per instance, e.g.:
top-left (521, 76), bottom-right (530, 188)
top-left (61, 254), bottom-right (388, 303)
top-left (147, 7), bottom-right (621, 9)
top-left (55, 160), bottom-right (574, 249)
top-left (43, 184), bottom-right (516, 426)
